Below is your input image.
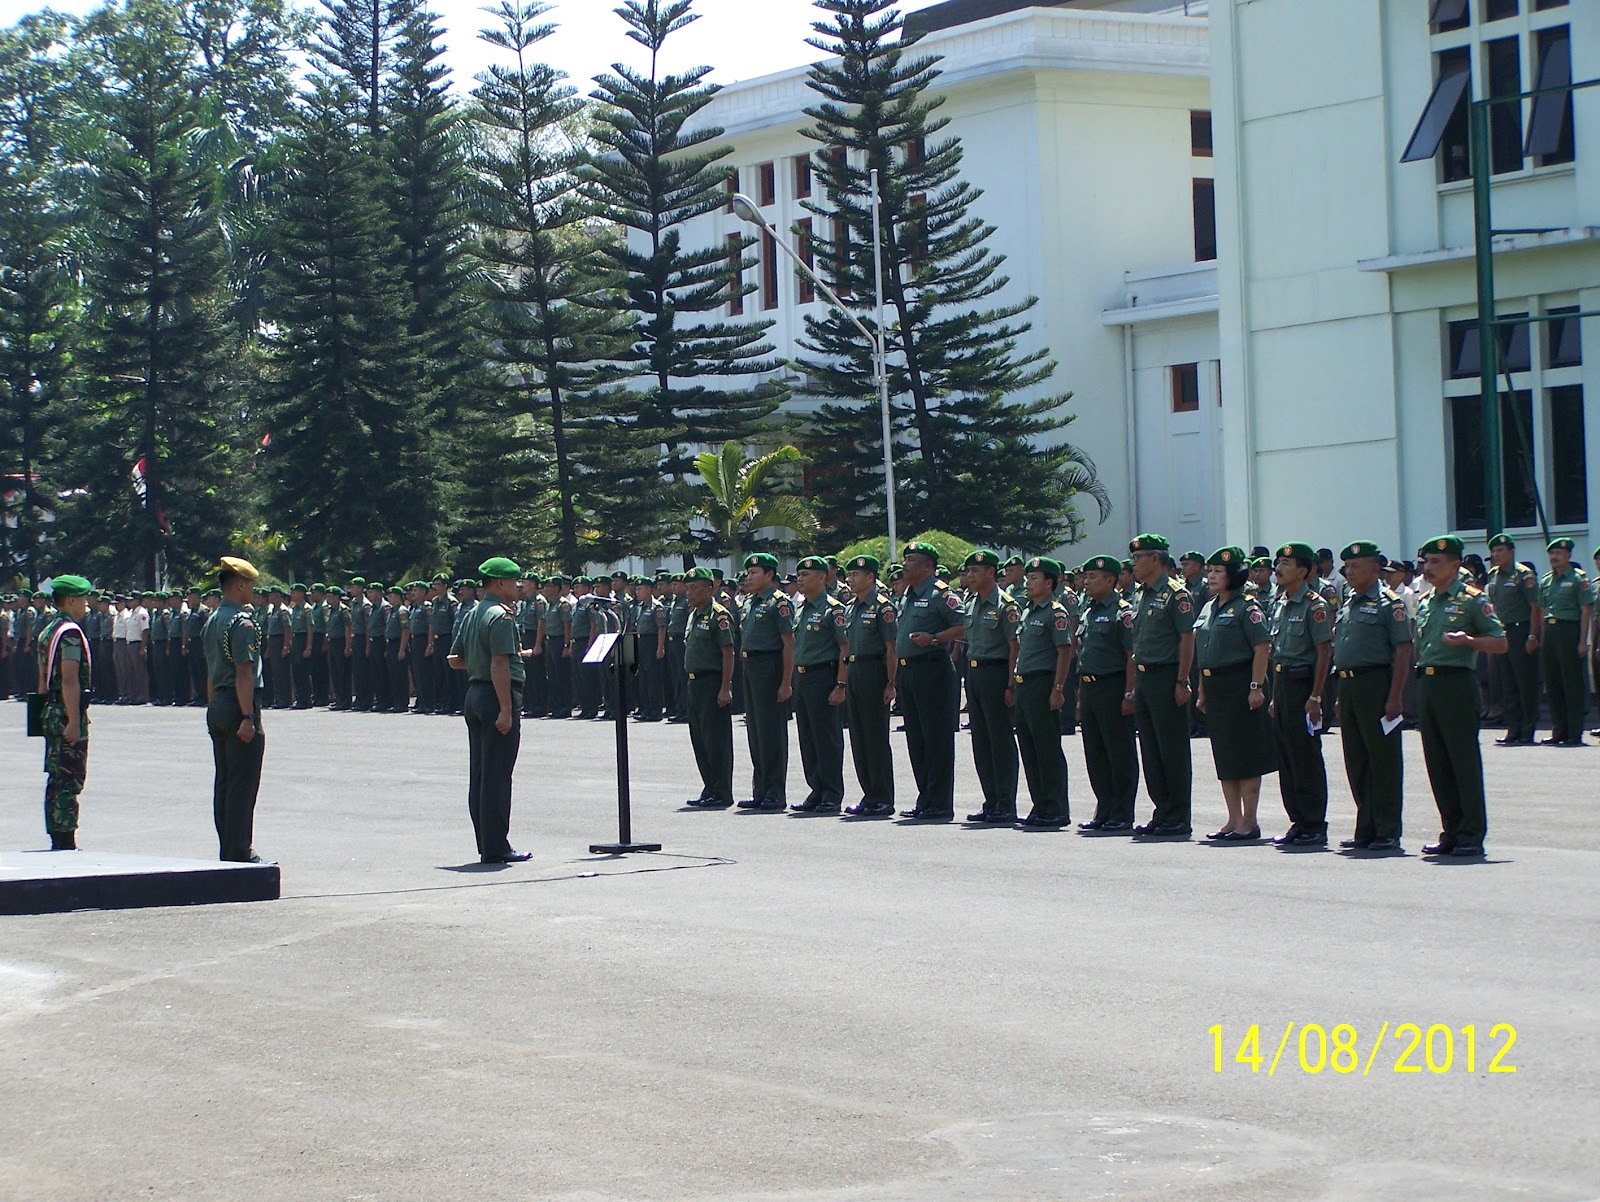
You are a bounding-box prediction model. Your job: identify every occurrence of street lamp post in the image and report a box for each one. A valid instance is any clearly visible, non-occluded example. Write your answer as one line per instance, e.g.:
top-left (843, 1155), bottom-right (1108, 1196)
top-left (731, 172), bottom-right (898, 561)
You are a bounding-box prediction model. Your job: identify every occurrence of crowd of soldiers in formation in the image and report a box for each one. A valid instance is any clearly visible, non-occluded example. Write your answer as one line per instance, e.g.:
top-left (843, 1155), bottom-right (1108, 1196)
top-left (5, 527), bottom-right (1591, 862)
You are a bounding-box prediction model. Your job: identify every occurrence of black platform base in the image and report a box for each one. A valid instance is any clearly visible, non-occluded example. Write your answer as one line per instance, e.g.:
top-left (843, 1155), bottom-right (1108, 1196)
top-left (589, 842), bottom-right (663, 855)
top-left (0, 850), bottom-right (280, 915)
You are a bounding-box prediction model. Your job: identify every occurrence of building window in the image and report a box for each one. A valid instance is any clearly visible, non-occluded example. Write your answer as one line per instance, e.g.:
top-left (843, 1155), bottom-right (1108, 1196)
top-left (1403, 48), bottom-right (1472, 179)
top-left (1486, 35), bottom-right (1524, 174)
top-left (1447, 314), bottom-right (1531, 377)
top-left (761, 228), bottom-right (778, 310)
top-left (1549, 385), bottom-right (1587, 524)
top-left (1451, 391), bottom-right (1536, 529)
top-left (727, 234), bottom-right (744, 316)
top-left (1533, 0), bottom-right (1569, 8)
top-left (1171, 363), bottom-right (1200, 413)
top-left (1430, 0), bottom-right (1469, 32)
top-left (1485, 0), bottom-right (1519, 20)
top-left (796, 218), bottom-right (815, 304)
top-left (1190, 110), bottom-right (1212, 157)
top-left (1547, 306), bottom-right (1582, 367)
top-left (1192, 179), bottom-right (1216, 263)
top-left (1527, 27), bottom-right (1573, 164)
top-left (725, 169), bottom-right (738, 214)
top-left (758, 162), bottom-right (776, 207)
top-left (793, 154), bottom-right (812, 200)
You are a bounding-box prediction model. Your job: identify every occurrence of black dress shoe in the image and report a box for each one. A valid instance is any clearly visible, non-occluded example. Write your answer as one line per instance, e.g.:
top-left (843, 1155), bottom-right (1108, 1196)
top-left (1204, 829), bottom-right (1231, 841)
top-left (1078, 818), bottom-right (1105, 830)
top-left (1421, 839), bottom-right (1454, 855)
top-left (482, 849), bottom-right (532, 863)
top-left (1016, 815), bottom-right (1067, 828)
top-left (966, 811), bottom-right (1016, 824)
top-left (899, 809), bottom-right (952, 822)
top-left (790, 800), bottom-right (819, 812)
top-left (844, 801), bottom-right (894, 817)
top-left (1565, 738), bottom-right (1588, 747)
top-left (699, 798), bottom-right (733, 809)
top-left (1272, 824), bottom-right (1302, 846)
top-left (1539, 736), bottom-right (1563, 745)
top-left (812, 800), bottom-right (841, 814)
top-left (1286, 828), bottom-right (1327, 846)
top-left (757, 798), bottom-right (787, 811)
top-left (1098, 820), bottom-right (1132, 832)
top-left (1448, 843), bottom-right (1485, 857)
top-left (1339, 837), bottom-right (1372, 850)
top-left (736, 798), bottom-right (761, 809)
top-left (1224, 827), bottom-right (1262, 842)
top-left (1367, 837), bottom-right (1401, 851)
top-left (1135, 821), bottom-right (1190, 837)
top-left (1493, 736), bottom-right (1518, 746)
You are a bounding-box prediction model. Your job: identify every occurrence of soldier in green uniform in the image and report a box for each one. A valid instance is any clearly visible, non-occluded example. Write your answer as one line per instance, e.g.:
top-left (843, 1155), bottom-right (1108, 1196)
top-left (447, 557), bottom-right (533, 864)
top-left (1118, 560), bottom-right (1137, 603)
top-left (184, 587), bottom-right (209, 706)
top-left (960, 549), bottom-right (1021, 824)
top-left (325, 586), bottom-right (351, 708)
top-left (348, 577), bottom-right (370, 710)
top-left (789, 556), bottom-right (848, 813)
top-left (570, 578), bottom-right (597, 719)
top-left (1268, 542), bottom-right (1334, 846)
top-left (405, 582), bottom-right (431, 714)
top-left (1012, 557), bottom-right (1074, 828)
top-left (1332, 541), bottom-right (1412, 851)
top-left (841, 555), bottom-right (897, 818)
top-left (737, 553), bottom-right (795, 811)
top-left (540, 575), bottom-right (571, 718)
top-left (633, 576), bottom-right (666, 721)
top-left (365, 582), bottom-right (390, 712)
top-left (1538, 536), bottom-right (1591, 746)
top-left (1128, 534), bottom-right (1196, 837)
top-left (664, 573), bottom-right (690, 722)
top-left (1180, 551), bottom-right (1209, 735)
top-left (149, 591), bottom-right (171, 705)
top-left (204, 556), bottom-right (268, 863)
top-left (286, 584), bottom-right (311, 708)
top-left (1194, 547), bottom-right (1275, 841)
top-left (1074, 555), bottom-right (1139, 831)
top-left (1485, 533), bottom-right (1542, 744)
top-left (1414, 535), bottom-right (1507, 857)
top-left (384, 585), bottom-right (408, 712)
top-left (681, 567), bottom-right (736, 808)
top-left (427, 575), bottom-right (455, 715)
top-left (895, 541), bottom-right (965, 821)
top-left (449, 580), bottom-right (476, 714)
top-left (35, 574), bottom-right (95, 850)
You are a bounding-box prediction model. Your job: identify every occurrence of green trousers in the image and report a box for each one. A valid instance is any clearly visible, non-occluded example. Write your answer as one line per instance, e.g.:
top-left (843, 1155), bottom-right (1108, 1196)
top-left (1133, 663), bottom-right (1191, 826)
top-left (1496, 622), bottom-right (1538, 741)
top-left (741, 652), bottom-right (788, 802)
top-left (1335, 667), bottom-right (1404, 840)
top-left (1418, 667), bottom-right (1487, 846)
top-left (844, 658), bottom-right (894, 807)
top-left (967, 661), bottom-right (1018, 817)
top-left (686, 672), bottom-right (733, 803)
top-left (1271, 670), bottom-right (1328, 829)
top-left (1081, 675), bottom-right (1138, 823)
top-left (794, 668), bottom-right (845, 807)
top-left (1541, 621), bottom-right (1585, 742)
top-left (1014, 675), bottom-right (1067, 821)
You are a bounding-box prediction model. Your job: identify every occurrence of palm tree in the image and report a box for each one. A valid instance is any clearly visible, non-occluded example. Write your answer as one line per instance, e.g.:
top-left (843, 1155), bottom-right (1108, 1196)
top-left (690, 441), bottom-right (819, 564)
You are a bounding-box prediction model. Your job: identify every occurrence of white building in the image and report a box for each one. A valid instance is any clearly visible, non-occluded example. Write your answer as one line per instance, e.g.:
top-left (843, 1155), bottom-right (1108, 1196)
top-left (683, 0), bottom-right (1215, 554)
top-left (1211, 0), bottom-right (1597, 559)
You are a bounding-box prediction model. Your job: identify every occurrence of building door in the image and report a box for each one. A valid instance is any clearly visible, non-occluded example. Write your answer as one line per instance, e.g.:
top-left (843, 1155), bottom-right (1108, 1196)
top-left (1136, 359), bottom-right (1224, 553)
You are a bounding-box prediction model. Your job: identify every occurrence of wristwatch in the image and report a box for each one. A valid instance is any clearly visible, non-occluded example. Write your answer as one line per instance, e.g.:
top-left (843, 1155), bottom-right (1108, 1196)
top-left (834, 681), bottom-right (846, 688)
top-left (1249, 681), bottom-right (1262, 691)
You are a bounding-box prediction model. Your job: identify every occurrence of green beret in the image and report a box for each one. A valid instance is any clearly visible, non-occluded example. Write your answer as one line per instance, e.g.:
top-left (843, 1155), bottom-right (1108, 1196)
top-left (711, 567), bottom-right (726, 581)
top-left (685, 566), bottom-right (716, 583)
top-left (670, 573), bottom-right (686, 582)
top-left (1080, 555), bottom-right (1120, 575)
top-left (610, 570), bottom-right (628, 580)
top-left (207, 587), bottom-right (222, 597)
top-left (903, 540), bottom-right (939, 563)
top-left (153, 590), bottom-right (167, 600)
top-left (887, 564), bottom-right (904, 581)
top-left (846, 555), bottom-right (881, 575)
top-left (962, 549), bottom-right (1002, 570)
top-left (743, 552), bottom-right (779, 571)
top-left (1548, 537), bottom-right (1575, 553)
top-left (367, 581), bottom-right (383, 592)
top-left (1340, 540), bottom-right (1383, 561)
top-left (825, 555), bottom-right (840, 568)
top-left (1487, 533), bottom-right (1515, 550)
top-left (49, 574), bottom-right (93, 598)
top-left (635, 575), bottom-right (654, 586)
top-left (655, 569), bottom-right (672, 579)
top-left (1250, 557), bottom-right (1271, 569)
top-left (796, 555), bottom-right (828, 571)
top-left (290, 582), bottom-right (307, 592)
top-left (349, 576), bottom-right (367, 586)
top-left (312, 582), bottom-right (326, 592)
top-left (1207, 546), bottom-right (1246, 567)
top-left (1276, 542), bottom-right (1316, 564)
top-left (1001, 555), bottom-right (1024, 569)
top-left (1119, 559), bottom-right (1133, 572)
top-left (479, 556), bottom-right (521, 579)
top-left (1129, 533), bottom-right (1170, 553)
top-left (1424, 535), bottom-right (1465, 558)
top-left (1179, 550), bottom-right (1205, 564)
top-left (574, 575), bottom-right (590, 585)
top-left (1025, 556), bottom-right (1064, 580)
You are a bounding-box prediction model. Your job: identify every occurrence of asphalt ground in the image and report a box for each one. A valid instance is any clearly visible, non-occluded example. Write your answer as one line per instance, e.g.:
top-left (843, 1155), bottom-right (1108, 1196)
top-left (1, 699), bottom-right (1596, 1202)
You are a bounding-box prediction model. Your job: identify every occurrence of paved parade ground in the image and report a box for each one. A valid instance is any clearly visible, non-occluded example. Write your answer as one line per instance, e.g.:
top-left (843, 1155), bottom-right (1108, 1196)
top-left (1, 702), bottom-right (1596, 1202)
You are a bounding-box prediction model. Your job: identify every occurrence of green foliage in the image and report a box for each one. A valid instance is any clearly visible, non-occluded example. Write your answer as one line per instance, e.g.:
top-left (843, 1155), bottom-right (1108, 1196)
top-left (835, 529), bottom-right (973, 568)
top-left (689, 441), bottom-right (818, 561)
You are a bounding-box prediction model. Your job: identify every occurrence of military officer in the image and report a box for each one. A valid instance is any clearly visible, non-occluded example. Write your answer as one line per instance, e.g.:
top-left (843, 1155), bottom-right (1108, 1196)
top-left (1074, 555), bottom-right (1139, 831)
top-left (1484, 533), bottom-right (1542, 744)
top-left (428, 575), bottom-right (456, 714)
top-left (308, 584), bottom-right (329, 706)
top-left (204, 556), bottom-right (269, 864)
top-left (896, 541), bottom-right (965, 822)
top-left (841, 555), bottom-right (897, 818)
top-left (261, 587), bottom-right (285, 708)
top-left (325, 585), bottom-right (351, 708)
top-left (1269, 542), bottom-right (1334, 846)
top-left (35, 574), bottom-right (95, 850)
top-left (570, 577), bottom-right (597, 718)
top-left (1128, 534), bottom-right (1196, 838)
top-left (681, 567), bottom-right (736, 808)
top-left (1538, 536), bottom-right (1591, 746)
top-left (1414, 535), bottom-right (1507, 857)
top-left (364, 582), bottom-right (390, 712)
top-left (1012, 557), bottom-right (1074, 828)
top-left (405, 581), bottom-right (431, 714)
top-left (348, 577), bottom-right (371, 710)
top-left (288, 583), bottom-right (313, 708)
top-left (736, 552), bottom-right (795, 812)
top-left (790, 556), bottom-right (849, 814)
top-left (447, 557), bottom-right (533, 864)
top-left (540, 575), bottom-right (571, 717)
top-left (633, 576), bottom-right (666, 722)
top-left (960, 549), bottom-right (1021, 824)
top-left (664, 573), bottom-right (690, 722)
top-left (385, 585), bottom-right (409, 712)
top-left (183, 587), bottom-right (207, 706)
top-left (149, 591), bottom-right (172, 704)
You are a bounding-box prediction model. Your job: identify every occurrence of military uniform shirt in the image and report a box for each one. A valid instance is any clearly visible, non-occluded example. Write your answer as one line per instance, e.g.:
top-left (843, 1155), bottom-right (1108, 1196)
top-left (965, 588), bottom-right (1021, 660)
top-left (1131, 575), bottom-right (1195, 666)
top-left (569, 597), bottom-right (593, 644)
top-left (384, 603), bottom-right (404, 639)
top-left (410, 601), bottom-right (430, 637)
top-left (685, 602), bottom-right (734, 673)
top-left (288, 603), bottom-right (309, 634)
top-left (326, 603), bottom-right (347, 640)
top-left (1486, 562), bottom-right (1539, 625)
top-left (896, 577), bottom-right (963, 658)
top-left (1195, 592), bottom-right (1269, 670)
top-left (1415, 580), bottom-right (1505, 669)
top-left (742, 586), bottom-right (795, 653)
top-left (667, 594), bottom-right (690, 636)
top-left (1538, 566), bottom-right (1591, 621)
top-left (1270, 583), bottom-right (1333, 669)
top-left (150, 610), bottom-right (168, 642)
top-left (794, 594), bottom-right (847, 666)
top-left (1333, 585), bottom-right (1412, 668)
top-left (37, 614), bottom-right (91, 703)
top-left (845, 593), bottom-right (897, 661)
top-left (266, 605), bottom-right (285, 637)
top-left (1016, 598), bottom-right (1073, 675)
top-left (431, 597), bottom-right (456, 638)
top-left (1076, 592), bottom-right (1135, 677)
top-left (635, 597), bottom-right (663, 638)
top-left (450, 597), bottom-right (524, 685)
top-left (204, 601), bottom-right (262, 689)
top-left (541, 597), bottom-right (568, 638)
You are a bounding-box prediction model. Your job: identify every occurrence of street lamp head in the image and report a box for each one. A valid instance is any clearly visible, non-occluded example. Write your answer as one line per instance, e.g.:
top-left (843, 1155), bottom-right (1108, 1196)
top-left (730, 192), bottom-right (764, 226)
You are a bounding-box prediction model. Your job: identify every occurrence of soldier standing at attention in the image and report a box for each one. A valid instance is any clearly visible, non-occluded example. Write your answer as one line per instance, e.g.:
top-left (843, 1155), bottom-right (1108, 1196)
top-left (1332, 542), bottom-right (1411, 851)
top-left (631, 577), bottom-right (664, 721)
top-left (1538, 536), bottom-right (1591, 746)
top-left (1074, 555), bottom-right (1139, 832)
top-left (1485, 533), bottom-right (1542, 745)
top-left (259, 587), bottom-right (283, 708)
top-left (347, 577), bottom-right (370, 710)
top-left (1269, 542), bottom-right (1334, 847)
top-left (309, 583), bottom-right (329, 706)
top-left (1414, 536), bottom-right (1506, 857)
top-left (789, 556), bottom-right (848, 814)
top-left (736, 553), bottom-right (795, 812)
top-left (896, 541), bottom-right (965, 822)
top-left (35, 574), bottom-right (95, 851)
top-left (960, 550), bottom-right (1021, 825)
top-left (366, 583), bottom-right (390, 712)
top-left (288, 584), bottom-right (312, 708)
top-left (426, 576), bottom-right (453, 714)
top-left (840, 555), bottom-right (897, 818)
top-left (681, 567), bottom-right (736, 809)
top-left (149, 592), bottom-right (171, 705)
top-left (325, 586), bottom-right (350, 708)
top-left (447, 558), bottom-right (533, 864)
top-left (204, 557), bottom-right (269, 863)
top-left (449, 581), bottom-right (477, 714)
top-left (1012, 556), bottom-right (1075, 829)
top-left (1128, 534), bottom-right (1196, 838)
top-left (540, 575), bottom-right (571, 718)
top-left (384, 585), bottom-right (408, 712)
top-left (1180, 551), bottom-right (1209, 736)
top-left (522, 574), bottom-right (549, 719)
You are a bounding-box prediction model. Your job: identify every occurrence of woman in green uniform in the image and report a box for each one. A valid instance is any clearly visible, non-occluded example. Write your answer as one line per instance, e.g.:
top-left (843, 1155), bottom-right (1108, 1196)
top-left (1194, 547), bottom-right (1276, 841)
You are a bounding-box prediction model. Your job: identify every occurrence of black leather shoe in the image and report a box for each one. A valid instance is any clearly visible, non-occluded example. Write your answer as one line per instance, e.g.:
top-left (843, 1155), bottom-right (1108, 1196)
top-left (1421, 839), bottom-right (1454, 855)
top-left (757, 798), bottom-right (787, 811)
top-left (844, 802), bottom-right (894, 818)
top-left (1493, 736), bottom-right (1519, 746)
top-left (1565, 738), bottom-right (1588, 747)
top-left (1098, 820), bottom-right (1132, 832)
top-left (812, 800), bottom-right (841, 815)
top-left (1539, 736), bottom-right (1563, 746)
top-left (1339, 837), bottom-right (1372, 850)
top-left (790, 800), bottom-right (819, 812)
top-left (700, 798), bottom-right (733, 809)
top-left (736, 798), bottom-right (761, 809)
top-left (1367, 837), bottom-right (1401, 851)
top-left (1135, 821), bottom-right (1191, 837)
top-left (1272, 824), bottom-right (1302, 846)
top-left (1078, 818), bottom-right (1105, 830)
top-left (481, 849), bottom-right (532, 863)
top-left (966, 811), bottom-right (1016, 824)
top-left (1204, 829), bottom-right (1231, 841)
top-left (1224, 827), bottom-right (1262, 842)
top-left (1287, 828), bottom-right (1327, 846)
top-left (899, 809), bottom-right (952, 822)
top-left (1016, 815), bottom-right (1067, 829)
top-left (1448, 843), bottom-right (1485, 857)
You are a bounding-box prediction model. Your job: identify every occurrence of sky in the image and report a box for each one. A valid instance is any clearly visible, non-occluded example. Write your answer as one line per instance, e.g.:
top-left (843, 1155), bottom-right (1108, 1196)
top-left (0, 0), bottom-right (951, 93)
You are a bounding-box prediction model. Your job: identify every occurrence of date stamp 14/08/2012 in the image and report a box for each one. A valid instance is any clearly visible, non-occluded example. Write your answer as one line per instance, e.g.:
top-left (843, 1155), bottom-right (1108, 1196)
top-left (1208, 1023), bottom-right (1518, 1076)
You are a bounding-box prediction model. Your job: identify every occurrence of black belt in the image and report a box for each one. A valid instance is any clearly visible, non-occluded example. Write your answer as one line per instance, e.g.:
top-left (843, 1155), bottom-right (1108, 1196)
top-left (1200, 663), bottom-right (1249, 676)
top-left (741, 649), bottom-right (779, 658)
top-left (899, 653), bottom-right (946, 665)
top-left (969, 657), bottom-right (1009, 668)
top-left (1079, 672), bottom-right (1121, 684)
top-left (1418, 665), bottom-right (1471, 676)
top-left (687, 671), bottom-right (721, 681)
top-left (1273, 664), bottom-right (1313, 678)
top-left (845, 654), bottom-right (882, 663)
top-left (795, 663), bottom-right (837, 673)
top-left (1337, 665), bottom-right (1388, 678)
top-left (1135, 662), bottom-right (1177, 672)
top-left (1017, 669), bottom-right (1053, 681)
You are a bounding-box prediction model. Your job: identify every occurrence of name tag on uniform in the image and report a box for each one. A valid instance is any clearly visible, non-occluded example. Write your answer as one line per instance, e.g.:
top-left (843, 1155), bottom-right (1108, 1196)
top-left (913, 599), bottom-right (929, 608)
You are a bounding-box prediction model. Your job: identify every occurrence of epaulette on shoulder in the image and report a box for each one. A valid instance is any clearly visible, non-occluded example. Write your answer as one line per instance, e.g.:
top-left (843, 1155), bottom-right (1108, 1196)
top-left (932, 579), bottom-right (950, 591)
top-left (1464, 584), bottom-right (1484, 597)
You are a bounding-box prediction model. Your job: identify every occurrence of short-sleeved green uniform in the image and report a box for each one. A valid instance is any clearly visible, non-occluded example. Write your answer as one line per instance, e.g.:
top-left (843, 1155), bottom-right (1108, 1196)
top-left (792, 593), bottom-right (847, 811)
top-left (1538, 565), bottom-right (1591, 743)
top-left (965, 586), bottom-right (1021, 819)
top-left (684, 600), bottom-right (735, 804)
top-left (1013, 595), bottom-right (1073, 823)
top-left (202, 599), bottom-right (266, 862)
top-left (1132, 575), bottom-right (1196, 827)
top-left (1195, 592), bottom-right (1275, 781)
top-left (843, 591), bottom-right (898, 811)
top-left (739, 586), bottom-right (794, 806)
top-left (1270, 582), bottom-right (1333, 832)
top-left (1486, 560), bottom-right (1539, 741)
top-left (896, 577), bottom-right (964, 817)
top-left (1333, 583), bottom-right (1411, 841)
top-left (1078, 590), bottom-right (1138, 826)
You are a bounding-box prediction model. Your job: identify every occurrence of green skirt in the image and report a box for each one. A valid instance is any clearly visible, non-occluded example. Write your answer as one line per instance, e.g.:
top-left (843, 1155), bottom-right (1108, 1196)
top-left (1202, 665), bottom-right (1278, 780)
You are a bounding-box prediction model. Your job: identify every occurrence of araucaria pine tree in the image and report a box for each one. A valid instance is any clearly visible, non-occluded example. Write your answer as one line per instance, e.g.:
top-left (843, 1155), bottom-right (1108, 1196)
top-left (586, 0), bottom-right (788, 552)
top-left (798, 0), bottom-right (1107, 549)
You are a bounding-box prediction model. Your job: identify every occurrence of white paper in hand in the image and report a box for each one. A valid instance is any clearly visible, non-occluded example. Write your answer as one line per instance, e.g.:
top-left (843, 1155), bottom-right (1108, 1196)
top-left (1380, 715), bottom-right (1403, 736)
